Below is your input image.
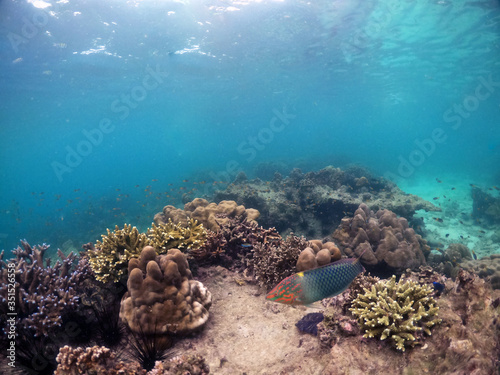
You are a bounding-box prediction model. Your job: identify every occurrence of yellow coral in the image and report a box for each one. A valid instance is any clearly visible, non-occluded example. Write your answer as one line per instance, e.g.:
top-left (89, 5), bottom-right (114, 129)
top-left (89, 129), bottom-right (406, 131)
top-left (88, 224), bottom-right (150, 283)
top-left (147, 218), bottom-right (207, 252)
top-left (350, 275), bottom-right (441, 351)
top-left (87, 220), bottom-right (207, 283)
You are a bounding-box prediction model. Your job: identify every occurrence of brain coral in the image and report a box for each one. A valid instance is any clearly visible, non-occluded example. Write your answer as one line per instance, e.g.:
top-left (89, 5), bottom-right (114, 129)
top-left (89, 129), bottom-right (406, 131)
top-left (350, 275), bottom-right (441, 351)
top-left (154, 198), bottom-right (260, 232)
top-left (120, 246), bottom-right (212, 335)
top-left (333, 203), bottom-right (429, 274)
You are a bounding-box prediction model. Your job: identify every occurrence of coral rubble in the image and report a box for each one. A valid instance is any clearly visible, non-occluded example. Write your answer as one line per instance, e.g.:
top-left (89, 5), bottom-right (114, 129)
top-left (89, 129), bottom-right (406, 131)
top-left (333, 203), bottom-right (429, 274)
top-left (350, 275), bottom-right (441, 351)
top-left (120, 246), bottom-right (212, 335)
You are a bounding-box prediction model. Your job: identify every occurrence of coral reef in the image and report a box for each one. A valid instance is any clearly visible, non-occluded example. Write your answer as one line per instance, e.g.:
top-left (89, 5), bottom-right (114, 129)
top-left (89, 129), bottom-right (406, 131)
top-left (147, 218), bottom-right (207, 252)
top-left (0, 241), bottom-right (91, 338)
top-left (212, 166), bottom-right (438, 238)
top-left (296, 240), bottom-right (341, 272)
top-left (443, 243), bottom-right (472, 263)
top-left (350, 275), bottom-right (441, 351)
top-left (55, 345), bottom-right (145, 375)
top-left (154, 198), bottom-right (259, 232)
top-left (250, 234), bottom-right (309, 290)
top-left (87, 219), bottom-right (207, 283)
top-left (471, 186), bottom-right (500, 223)
top-left (148, 355), bottom-right (210, 375)
top-left (0, 241), bottom-right (93, 374)
top-left (55, 345), bottom-right (209, 375)
top-left (120, 246), bottom-right (212, 335)
top-left (88, 224), bottom-right (150, 283)
top-left (333, 203), bottom-right (429, 274)
top-left (192, 215), bottom-right (281, 270)
top-left (460, 253), bottom-right (500, 289)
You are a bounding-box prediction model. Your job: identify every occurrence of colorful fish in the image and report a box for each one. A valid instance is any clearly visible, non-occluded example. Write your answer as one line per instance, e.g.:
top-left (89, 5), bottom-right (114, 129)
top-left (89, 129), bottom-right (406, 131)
top-left (266, 254), bottom-right (365, 305)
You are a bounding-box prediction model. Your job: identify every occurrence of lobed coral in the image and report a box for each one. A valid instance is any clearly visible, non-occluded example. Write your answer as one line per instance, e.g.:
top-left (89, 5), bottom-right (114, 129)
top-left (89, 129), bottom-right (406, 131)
top-left (296, 240), bottom-right (341, 272)
top-left (120, 246), bottom-right (212, 335)
top-left (154, 198), bottom-right (260, 232)
top-left (350, 275), bottom-right (441, 351)
top-left (333, 203), bottom-right (429, 274)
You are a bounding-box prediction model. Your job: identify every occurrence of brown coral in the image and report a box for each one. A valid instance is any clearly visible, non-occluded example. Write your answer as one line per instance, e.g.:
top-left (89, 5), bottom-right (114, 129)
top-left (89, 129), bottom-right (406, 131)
top-left (154, 198), bottom-right (260, 232)
top-left (297, 241), bottom-right (342, 271)
top-left (55, 345), bottom-right (145, 375)
top-left (120, 246), bottom-right (212, 335)
top-left (333, 203), bottom-right (429, 274)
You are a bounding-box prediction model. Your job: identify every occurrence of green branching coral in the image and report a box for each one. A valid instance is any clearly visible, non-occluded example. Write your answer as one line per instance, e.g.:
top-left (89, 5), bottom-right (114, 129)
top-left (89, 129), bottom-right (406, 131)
top-left (147, 218), bottom-right (207, 252)
top-left (87, 220), bottom-right (207, 283)
top-left (88, 224), bottom-right (150, 283)
top-left (350, 275), bottom-right (441, 351)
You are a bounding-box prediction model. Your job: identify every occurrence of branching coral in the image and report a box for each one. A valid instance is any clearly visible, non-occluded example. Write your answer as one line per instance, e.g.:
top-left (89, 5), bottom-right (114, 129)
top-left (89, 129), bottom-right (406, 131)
top-left (147, 218), bottom-right (207, 252)
top-left (55, 345), bottom-right (145, 375)
top-left (0, 241), bottom-right (91, 338)
top-left (88, 224), bottom-right (150, 283)
top-left (88, 220), bottom-right (207, 283)
top-left (251, 234), bottom-right (309, 290)
top-left (350, 275), bottom-right (441, 351)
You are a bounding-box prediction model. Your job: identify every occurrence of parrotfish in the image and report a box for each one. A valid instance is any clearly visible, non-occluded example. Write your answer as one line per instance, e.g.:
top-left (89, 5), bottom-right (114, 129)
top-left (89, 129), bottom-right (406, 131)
top-left (266, 254), bottom-right (365, 305)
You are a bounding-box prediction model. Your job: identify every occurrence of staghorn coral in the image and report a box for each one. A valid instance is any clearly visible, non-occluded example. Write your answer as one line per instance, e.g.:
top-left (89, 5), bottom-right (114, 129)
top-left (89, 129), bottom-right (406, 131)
top-left (147, 218), bottom-right (207, 252)
top-left (251, 234), bottom-right (309, 290)
top-left (296, 240), bottom-right (341, 272)
top-left (88, 224), bottom-right (150, 283)
top-left (120, 246), bottom-right (212, 335)
top-left (350, 275), bottom-right (441, 351)
top-left (55, 345), bottom-right (145, 375)
top-left (0, 241), bottom-right (91, 338)
top-left (333, 203), bottom-right (429, 274)
top-left (154, 198), bottom-right (260, 232)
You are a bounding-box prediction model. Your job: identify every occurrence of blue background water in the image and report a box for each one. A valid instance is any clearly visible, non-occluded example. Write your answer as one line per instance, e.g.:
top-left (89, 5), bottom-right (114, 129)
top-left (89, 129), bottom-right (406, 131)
top-left (1, 0), bottom-right (499, 254)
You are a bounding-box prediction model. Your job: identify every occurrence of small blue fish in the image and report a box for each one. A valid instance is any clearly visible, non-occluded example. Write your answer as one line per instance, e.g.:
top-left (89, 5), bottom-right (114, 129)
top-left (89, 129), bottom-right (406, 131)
top-left (471, 249), bottom-right (477, 260)
top-left (296, 313), bottom-right (324, 336)
top-left (266, 253), bottom-right (365, 305)
top-left (432, 281), bottom-right (445, 293)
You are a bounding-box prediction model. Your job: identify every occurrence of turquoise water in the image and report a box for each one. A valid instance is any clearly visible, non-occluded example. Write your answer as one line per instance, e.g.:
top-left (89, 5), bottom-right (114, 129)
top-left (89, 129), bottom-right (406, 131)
top-left (1, 0), bottom-right (500, 253)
